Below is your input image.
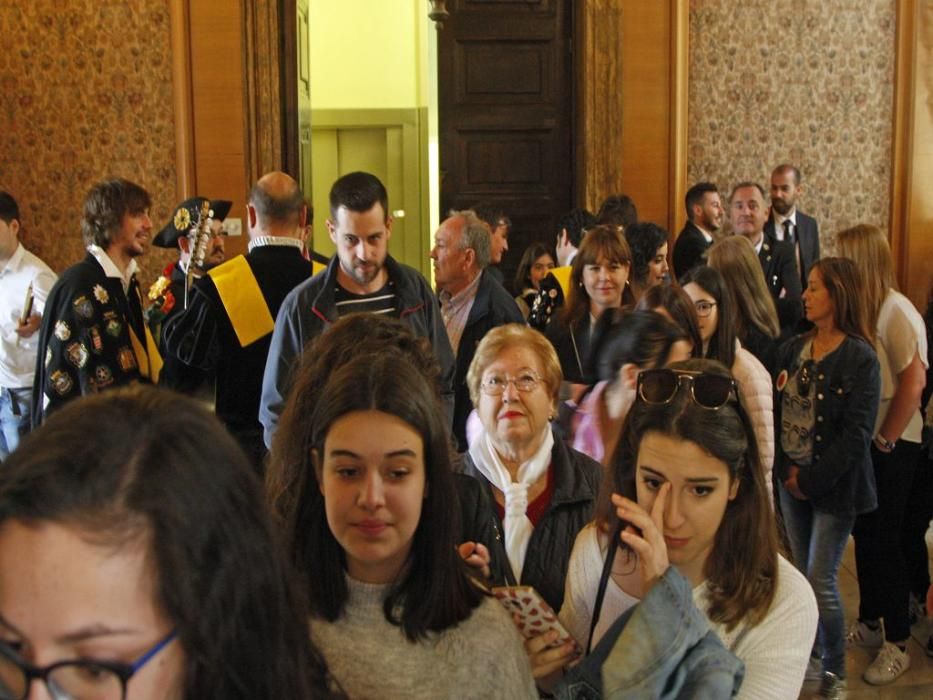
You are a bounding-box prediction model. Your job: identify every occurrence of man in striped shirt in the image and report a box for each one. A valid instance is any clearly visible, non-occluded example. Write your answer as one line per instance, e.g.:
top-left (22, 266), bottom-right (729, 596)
top-left (260, 172), bottom-right (455, 448)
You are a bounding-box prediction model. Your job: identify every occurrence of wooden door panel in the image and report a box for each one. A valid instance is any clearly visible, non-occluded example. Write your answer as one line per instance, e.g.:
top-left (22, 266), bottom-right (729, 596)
top-left (439, 0), bottom-right (572, 292)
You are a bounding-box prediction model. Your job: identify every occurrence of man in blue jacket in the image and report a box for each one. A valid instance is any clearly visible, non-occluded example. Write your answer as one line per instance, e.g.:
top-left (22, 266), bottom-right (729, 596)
top-left (260, 171), bottom-right (454, 448)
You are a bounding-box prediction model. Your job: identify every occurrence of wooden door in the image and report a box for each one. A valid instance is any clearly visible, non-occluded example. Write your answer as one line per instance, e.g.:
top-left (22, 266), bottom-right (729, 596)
top-left (439, 0), bottom-right (574, 292)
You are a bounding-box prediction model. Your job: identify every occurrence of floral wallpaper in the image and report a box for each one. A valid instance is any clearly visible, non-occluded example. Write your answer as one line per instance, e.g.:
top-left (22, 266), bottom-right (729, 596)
top-left (688, 0), bottom-right (896, 253)
top-left (0, 1), bottom-right (178, 287)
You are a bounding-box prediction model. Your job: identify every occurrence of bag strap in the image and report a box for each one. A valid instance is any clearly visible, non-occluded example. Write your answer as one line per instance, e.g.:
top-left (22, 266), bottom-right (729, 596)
top-left (586, 524), bottom-right (620, 655)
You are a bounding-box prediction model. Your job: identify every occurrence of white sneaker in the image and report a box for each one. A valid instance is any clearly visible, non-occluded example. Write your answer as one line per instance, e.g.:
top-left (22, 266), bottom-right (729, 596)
top-left (845, 619), bottom-right (883, 649)
top-left (863, 642), bottom-right (910, 685)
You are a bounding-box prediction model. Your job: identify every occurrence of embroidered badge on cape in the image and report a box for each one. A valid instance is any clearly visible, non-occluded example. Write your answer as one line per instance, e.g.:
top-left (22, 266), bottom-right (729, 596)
top-left (105, 319), bottom-right (122, 337)
top-left (73, 296), bottom-right (94, 320)
top-left (89, 327), bottom-right (104, 354)
top-left (94, 365), bottom-right (114, 388)
top-left (49, 370), bottom-right (74, 396)
top-left (53, 320), bottom-right (71, 341)
top-left (64, 342), bottom-right (89, 369)
top-left (117, 347), bottom-right (138, 372)
top-left (93, 284), bottom-right (109, 304)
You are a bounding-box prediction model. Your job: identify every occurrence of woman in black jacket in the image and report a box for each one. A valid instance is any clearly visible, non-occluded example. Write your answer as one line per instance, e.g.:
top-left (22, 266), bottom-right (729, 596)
top-left (774, 258), bottom-right (880, 696)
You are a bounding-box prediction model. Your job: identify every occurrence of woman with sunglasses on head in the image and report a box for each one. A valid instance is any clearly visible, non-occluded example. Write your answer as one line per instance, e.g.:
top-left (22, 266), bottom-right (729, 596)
top-left (275, 352), bottom-right (536, 699)
top-left (545, 225), bottom-right (634, 386)
top-left (570, 309), bottom-right (692, 466)
top-left (0, 385), bottom-right (330, 700)
top-left (529, 360), bottom-right (817, 698)
top-left (680, 265), bottom-right (775, 497)
top-left (513, 243), bottom-right (556, 319)
top-left (774, 257), bottom-right (881, 697)
top-left (464, 324), bottom-right (601, 612)
top-left (836, 225), bottom-right (928, 686)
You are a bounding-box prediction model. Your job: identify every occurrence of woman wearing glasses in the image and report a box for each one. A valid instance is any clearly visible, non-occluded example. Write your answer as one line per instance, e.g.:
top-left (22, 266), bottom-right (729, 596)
top-left (530, 360), bottom-right (817, 698)
top-left (774, 257), bottom-right (880, 697)
top-left (680, 265), bottom-right (775, 496)
top-left (464, 324), bottom-right (601, 611)
top-left (0, 386), bottom-right (330, 700)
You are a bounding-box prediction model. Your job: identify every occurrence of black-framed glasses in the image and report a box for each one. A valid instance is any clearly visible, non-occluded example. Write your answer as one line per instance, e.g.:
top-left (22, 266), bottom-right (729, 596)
top-left (797, 359), bottom-right (817, 397)
top-left (637, 368), bottom-right (736, 410)
top-left (0, 630), bottom-right (176, 700)
top-left (481, 371), bottom-right (542, 396)
top-left (693, 300), bottom-right (717, 318)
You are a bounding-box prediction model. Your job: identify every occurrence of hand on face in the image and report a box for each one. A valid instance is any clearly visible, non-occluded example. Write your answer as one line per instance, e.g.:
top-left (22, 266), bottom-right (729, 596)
top-left (612, 484), bottom-right (671, 596)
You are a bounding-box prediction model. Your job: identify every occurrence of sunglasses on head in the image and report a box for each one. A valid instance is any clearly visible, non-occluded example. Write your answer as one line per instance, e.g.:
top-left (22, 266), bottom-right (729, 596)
top-left (637, 368), bottom-right (737, 410)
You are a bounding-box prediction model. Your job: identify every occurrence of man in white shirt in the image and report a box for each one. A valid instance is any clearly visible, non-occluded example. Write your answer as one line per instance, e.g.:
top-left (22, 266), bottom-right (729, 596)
top-left (32, 179), bottom-right (160, 426)
top-left (0, 192), bottom-right (56, 458)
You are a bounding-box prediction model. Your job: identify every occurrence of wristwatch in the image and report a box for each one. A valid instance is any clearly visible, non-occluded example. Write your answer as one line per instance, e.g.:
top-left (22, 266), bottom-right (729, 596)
top-left (875, 434), bottom-right (896, 451)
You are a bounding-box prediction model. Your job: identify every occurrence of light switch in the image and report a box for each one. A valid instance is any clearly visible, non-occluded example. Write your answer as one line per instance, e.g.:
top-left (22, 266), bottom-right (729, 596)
top-left (225, 218), bottom-right (242, 236)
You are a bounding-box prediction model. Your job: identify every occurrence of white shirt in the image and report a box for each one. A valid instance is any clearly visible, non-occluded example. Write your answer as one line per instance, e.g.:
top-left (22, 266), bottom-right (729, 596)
top-left (874, 289), bottom-right (929, 443)
top-left (0, 243), bottom-right (57, 387)
top-left (772, 209), bottom-right (798, 242)
top-left (560, 524), bottom-right (818, 700)
top-left (86, 244), bottom-right (137, 293)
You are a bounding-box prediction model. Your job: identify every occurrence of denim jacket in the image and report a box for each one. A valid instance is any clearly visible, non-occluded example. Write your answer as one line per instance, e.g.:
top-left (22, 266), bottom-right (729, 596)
top-left (554, 566), bottom-right (745, 699)
top-left (774, 333), bottom-right (880, 517)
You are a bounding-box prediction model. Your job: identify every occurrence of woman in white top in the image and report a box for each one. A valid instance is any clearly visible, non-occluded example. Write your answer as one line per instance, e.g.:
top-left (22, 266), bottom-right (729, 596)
top-left (527, 360), bottom-right (818, 699)
top-left (681, 265), bottom-right (775, 494)
top-left (837, 224), bottom-right (929, 685)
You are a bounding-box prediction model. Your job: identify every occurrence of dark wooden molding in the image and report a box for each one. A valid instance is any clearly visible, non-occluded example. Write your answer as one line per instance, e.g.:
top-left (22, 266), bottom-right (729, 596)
top-left (169, 0), bottom-right (195, 201)
top-left (243, 0), bottom-right (285, 181)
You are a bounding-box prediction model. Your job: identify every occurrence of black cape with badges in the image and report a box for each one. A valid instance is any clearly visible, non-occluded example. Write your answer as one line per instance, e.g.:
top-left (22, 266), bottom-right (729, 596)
top-left (156, 262), bottom-right (210, 394)
top-left (31, 254), bottom-right (148, 427)
top-left (162, 244), bottom-right (312, 466)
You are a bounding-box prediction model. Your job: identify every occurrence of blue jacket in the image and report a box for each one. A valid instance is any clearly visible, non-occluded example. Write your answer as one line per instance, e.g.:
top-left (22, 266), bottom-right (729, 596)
top-left (450, 270), bottom-right (524, 451)
top-left (259, 254), bottom-right (455, 448)
top-left (555, 566), bottom-right (745, 699)
top-left (773, 333), bottom-right (880, 517)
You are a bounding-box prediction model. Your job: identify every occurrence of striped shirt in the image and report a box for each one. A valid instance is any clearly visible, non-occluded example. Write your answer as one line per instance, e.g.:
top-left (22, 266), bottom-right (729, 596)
top-left (439, 271), bottom-right (482, 357)
top-left (334, 281), bottom-right (397, 317)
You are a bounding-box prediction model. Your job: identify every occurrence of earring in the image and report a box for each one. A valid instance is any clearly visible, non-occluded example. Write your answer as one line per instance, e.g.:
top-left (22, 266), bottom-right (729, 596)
top-left (548, 413), bottom-right (554, 421)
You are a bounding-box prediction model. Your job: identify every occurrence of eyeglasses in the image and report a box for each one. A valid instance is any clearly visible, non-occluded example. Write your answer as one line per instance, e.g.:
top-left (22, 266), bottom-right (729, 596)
top-left (694, 301), bottom-right (717, 318)
top-left (0, 630), bottom-right (176, 700)
top-left (637, 368), bottom-right (736, 410)
top-left (481, 371), bottom-right (542, 396)
top-left (797, 359), bottom-right (817, 397)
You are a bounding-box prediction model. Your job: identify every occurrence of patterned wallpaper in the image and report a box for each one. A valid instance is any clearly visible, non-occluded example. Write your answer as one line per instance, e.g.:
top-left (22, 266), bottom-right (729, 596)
top-left (688, 0), bottom-right (896, 253)
top-left (0, 1), bottom-right (177, 286)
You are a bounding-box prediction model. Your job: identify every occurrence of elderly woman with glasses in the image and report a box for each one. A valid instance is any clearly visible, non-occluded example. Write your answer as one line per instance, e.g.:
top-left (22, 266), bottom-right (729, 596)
top-left (774, 257), bottom-right (881, 696)
top-left (463, 324), bottom-right (602, 611)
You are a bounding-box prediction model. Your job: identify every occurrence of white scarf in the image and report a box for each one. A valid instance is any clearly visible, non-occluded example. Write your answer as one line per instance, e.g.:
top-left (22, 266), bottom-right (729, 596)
top-left (469, 428), bottom-right (554, 582)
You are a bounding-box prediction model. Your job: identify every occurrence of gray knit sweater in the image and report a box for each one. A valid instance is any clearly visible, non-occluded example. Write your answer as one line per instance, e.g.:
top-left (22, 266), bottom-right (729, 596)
top-left (311, 576), bottom-right (537, 699)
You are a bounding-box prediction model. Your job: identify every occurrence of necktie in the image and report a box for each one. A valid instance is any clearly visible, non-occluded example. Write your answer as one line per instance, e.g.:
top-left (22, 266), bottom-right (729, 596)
top-left (784, 220), bottom-right (804, 288)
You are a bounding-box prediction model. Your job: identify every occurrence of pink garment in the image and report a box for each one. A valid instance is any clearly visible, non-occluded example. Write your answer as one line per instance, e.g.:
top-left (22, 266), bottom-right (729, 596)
top-left (571, 380), bottom-right (612, 464)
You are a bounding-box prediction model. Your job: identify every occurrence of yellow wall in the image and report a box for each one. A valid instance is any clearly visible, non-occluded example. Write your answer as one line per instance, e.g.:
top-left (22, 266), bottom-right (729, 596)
top-left (309, 1), bottom-right (426, 109)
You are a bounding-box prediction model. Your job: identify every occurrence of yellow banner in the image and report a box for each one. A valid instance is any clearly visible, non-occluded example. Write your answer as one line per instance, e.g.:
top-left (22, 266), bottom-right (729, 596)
top-left (208, 255), bottom-right (274, 347)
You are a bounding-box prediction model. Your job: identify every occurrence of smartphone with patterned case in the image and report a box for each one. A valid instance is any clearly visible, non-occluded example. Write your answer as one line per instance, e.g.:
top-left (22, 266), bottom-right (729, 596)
top-left (492, 585), bottom-right (580, 654)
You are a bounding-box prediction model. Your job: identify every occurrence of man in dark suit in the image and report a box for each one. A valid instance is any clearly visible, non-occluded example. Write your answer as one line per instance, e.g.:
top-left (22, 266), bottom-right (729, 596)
top-left (729, 181), bottom-right (802, 336)
top-left (764, 164), bottom-right (820, 291)
top-left (672, 181), bottom-right (724, 281)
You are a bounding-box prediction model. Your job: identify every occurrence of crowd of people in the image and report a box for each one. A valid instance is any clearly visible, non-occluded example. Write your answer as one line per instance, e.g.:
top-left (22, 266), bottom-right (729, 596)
top-left (0, 161), bottom-right (931, 699)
